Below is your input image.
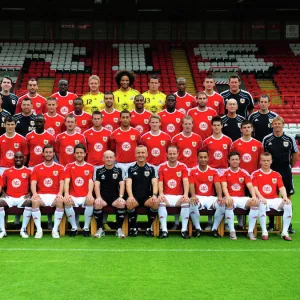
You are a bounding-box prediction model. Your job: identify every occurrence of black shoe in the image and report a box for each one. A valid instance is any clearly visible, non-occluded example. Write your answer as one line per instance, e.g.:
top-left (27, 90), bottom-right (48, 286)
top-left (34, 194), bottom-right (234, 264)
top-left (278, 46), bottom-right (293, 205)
top-left (158, 231), bottom-right (168, 239)
top-left (235, 225), bottom-right (244, 230)
top-left (211, 229), bottom-right (221, 238)
top-left (170, 223), bottom-right (180, 230)
top-left (194, 229), bottom-right (201, 238)
top-left (14, 223), bottom-right (22, 230)
top-left (83, 230), bottom-right (90, 237)
top-left (288, 224), bottom-right (296, 234)
top-left (145, 229), bottom-right (154, 237)
top-left (181, 231), bottom-right (190, 239)
top-left (70, 229), bottom-right (78, 237)
top-left (129, 228), bottom-right (138, 237)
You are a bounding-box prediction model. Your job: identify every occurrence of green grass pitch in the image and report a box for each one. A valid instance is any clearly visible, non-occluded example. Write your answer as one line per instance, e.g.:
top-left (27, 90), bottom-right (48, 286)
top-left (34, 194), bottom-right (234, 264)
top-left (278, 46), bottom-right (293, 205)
top-left (1, 176), bottom-right (300, 300)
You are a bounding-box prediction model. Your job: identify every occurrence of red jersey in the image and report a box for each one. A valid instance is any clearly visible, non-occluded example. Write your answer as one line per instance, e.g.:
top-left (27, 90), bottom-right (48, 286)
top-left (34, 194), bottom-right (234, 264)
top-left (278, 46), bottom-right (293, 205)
top-left (65, 162), bottom-right (94, 197)
top-left (172, 132), bottom-right (203, 168)
top-left (221, 168), bottom-right (251, 197)
top-left (139, 131), bottom-right (171, 166)
top-left (0, 133), bottom-right (29, 167)
top-left (51, 91), bottom-right (78, 116)
top-left (55, 132), bottom-right (86, 166)
top-left (26, 131), bottom-right (55, 167)
top-left (2, 166), bottom-right (31, 197)
top-left (158, 109), bottom-right (185, 138)
top-left (130, 109), bottom-right (151, 135)
top-left (31, 162), bottom-right (65, 194)
top-left (230, 137), bottom-right (263, 174)
top-left (189, 166), bottom-right (220, 196)
top-left (202, 134), bottom-right (232, 169)
top-left (16, 93), bottom-right (47, 114)
top-left (110, 127), bottom-right (140, 163)
top-left (187, 107), bottom-right (217, 140)
top-left (174, 92), bottom-right (197, 115)
top-left (101, 109), bottom-right (120, 132)
top-left (65, 111), bottom-right (92, 134)
top-left (83, 127), bottom-right (111, 165)
top-left (206, 91), bottom-right (225, 116)
top-left (44, 113), bottom-right (65, 137)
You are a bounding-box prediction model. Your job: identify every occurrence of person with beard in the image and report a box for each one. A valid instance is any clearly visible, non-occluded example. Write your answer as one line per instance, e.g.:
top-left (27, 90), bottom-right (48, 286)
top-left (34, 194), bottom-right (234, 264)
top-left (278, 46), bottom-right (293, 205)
top-left (101, 92), bottom-right (120, 132)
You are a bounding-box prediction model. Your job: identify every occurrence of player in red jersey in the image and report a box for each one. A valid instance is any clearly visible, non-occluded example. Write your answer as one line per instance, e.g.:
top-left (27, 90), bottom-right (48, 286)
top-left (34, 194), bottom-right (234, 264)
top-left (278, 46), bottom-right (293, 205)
top-left (189, 149), bottom-right (225, 238)
top-left (101, 92), bottom-right (120, 132)
top-left (174, 77), bottom-right (197, 114)
top-left (157, 145), bottom-right (190, 239)
top-left (44, 97), bottom-right (64, 137)
top-left (140, 114), bottom-right (171, 169)
top-left (30, 144), bottom-right (65, 238)
top-left (16, 78), bottom-right (47, 114)
top-left (172, 115), bottom-right (202, 169)
top-left (203, 75), bottom-right (225, 116)
top-left (230, 120), bottom-right (263, 175)
top-left (158, 94), bottom-right (184, 138)
top-left (55, 114), bottom-right (86, 166)
top-left (64, 144), bottom-right (94, 237)
top-left (0, 152), bottom-right (32, 238)
top-left (221, 152), bottom-right (259, 240)
top-left (130, 94), bottom-right (151, 135)
top-left (110, 110), bottom-right (140, 172)
top-left (252, 152), bottom-right (292, 241)
top-left (187, 91), bottom-right (217, 140)
top-left (0, 116), bottom-right (28, 174)
top-left (26, 114), bottom-right (55, 168)
top-left (51, 79), bottom-right (78, 117)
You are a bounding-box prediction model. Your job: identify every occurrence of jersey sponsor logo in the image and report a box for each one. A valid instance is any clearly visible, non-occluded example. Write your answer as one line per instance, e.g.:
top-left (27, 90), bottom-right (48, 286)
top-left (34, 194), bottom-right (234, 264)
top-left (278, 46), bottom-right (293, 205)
top-left (144, 171), bottom-right (150, 177)
top-left (34, 145), bottom-right (43, 155)
top-left (44, 178), bottom-right (53, 187)
top-left (262, 184), bottom-right (272, 194)
top-left (53, 171), bottom-right (58, 176)
top-left (176, 118), bottom-right (181, 123)
top-left (105, 124), bottom-right (113, 131)
top-left (167, 124), bottom-right (175, 132)
top-left (208, 176), bottom-right (213, 181)
top-left (47, 128), bottom-right (55, 135)
top-left (30, 121), bottom-right (35, 126)
top-left (192, 142), bottom-right (197, 147)
top-left (223, 144), bottom-right (228, 149)
top-left (65, 145), bottom-right (74, 154)
top-left (240, 99), bottom-right (245, 104)
top-left (214, 101), bottom-right (219, 107)
top-left (232, 184), bottom-right (241, 191)
top-left (75, 177), bottom-right (84, 187)
top-left (82, 120), bottom-right (87, 125)
top-left (199, 184), bottom-right (208, 193)
top-left (252, 146), bottom-right (257, 152)
top-left (183, 148), bottom-right (192, 157)
top-left (122, 103), bottom-right (129, 110)
top-left (112, 173), bottom-right (118, 179)
top-left (113, 118), bottom-right (118, 123)
top-left (242, 153), bottom-right (252, 162)
top-left (151, 148), bottom-right (160, 157)
top-left (176, 171), bottom-right (182, 177)
top-left (122, 142), bottom-right (131, 151)
top-left (6, 150), bottom-right (14, 159)
top-left (207, 116), bottom-right (212, 121)
top-left (272, 178), bottom-right (277, 184)
top-left (144, 119), bottom-right (149, 124)
top-left (60, 106), bottom-right (68, 115)
top-left (161, 140), bottom-right (165, 146)
top-left (69, 100), bottom-right (73, 105)
top-left (130, 135), bottom-right (136, 141)
top-left (12, 178), bottom-right (21, 188)
top-left (214, 151), bottom-right (223, 160)
top-left (150, 106), bottom-right (158, 113)
top-left (94, 143), bottom-right (103, 152)
top-left (283, 142), bottom-right (289, 147)
top-left (167, 179), bottom-right (177, 189)
top-left (199, 122), bottom-right (208, 130)
top-left (239, 177), bottom-right (244, 183)
top-left (135, 125), bottom-right (143, 133)
top-left (101, 175), bottom-right (105, 179)
top-left (14, 143), bottom-right (19, 148)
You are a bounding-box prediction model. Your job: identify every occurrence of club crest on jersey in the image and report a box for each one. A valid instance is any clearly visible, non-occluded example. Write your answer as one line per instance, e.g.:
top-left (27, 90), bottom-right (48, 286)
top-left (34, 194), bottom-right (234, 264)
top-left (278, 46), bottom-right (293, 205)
top-left (207, 116), bottom-right (212, 120)
top-left (30, 121), bottom-right (35, 126)
top-left (176, 118), bottom-right (181, 123)
top-left (192, 142), bottom-right (197, 147)
top-left (130, 135), bottom-right (135, 140)
top-left (223, 144), bottom-right (227, 149)
top-left (239, 178), bottom-right (244, 183)
top-left (240, 98), bottom-right (245, 104)
top-left (69, 100), bottom-right (73, 105)
top-left (14, 143), bottom-right (19, 148)
top-left (82, 120), bottom-right (86, 125)
top-left (56, 122), bottom-right (60, 126)
top-left (214, 101), bottom-right (219, 107)
top-left (186, 102), bottom-right (191, 107)
top-left (36, 103), bottom-right (41, 108)
top-left (103, 137), bottom-right (107, 142)
top-left (75, 140), bottom-right (79, 145)
top-left (22, 173), bottom-right (27, 178)
top-left (84, 170), bottom-right (89, 176)
top-left (176, 172), bottom-right (181, 177)
top-left (252, 146), bottom-right (257, 152)
top-left (43, 140), bottom-right (48, 145)
top-left (112, 173), bottom-right (118, 179)
top-left (272, 178), bottom-right (277, 183)
top-left (208, 176), bottom-right (213, 181)
top-left (237, 123), bottom-right (241, 128)
top-left (144, 171), bottom-right (150, 177)
top-left (269, 119), bottom-right (273, 123)
top-left (53, 171), bottom-right (58, 176)
top-left (144, 119), bottom-right (149, 124)
top-left (283, 142), bottom-right (289, 147)
top-left (161, 140), bottom-right (165, 146)
top-left (113, 118), bottom-right (118, 123)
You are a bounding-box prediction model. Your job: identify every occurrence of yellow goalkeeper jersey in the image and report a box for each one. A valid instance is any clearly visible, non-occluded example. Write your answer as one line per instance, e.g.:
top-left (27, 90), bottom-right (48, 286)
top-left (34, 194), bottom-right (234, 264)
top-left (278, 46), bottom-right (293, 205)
top-left (113, 88), bottom-right (140, 111)
top-left (142, 91), bottom-right (166, 114)
top-left (82, 92), bottom-right (105, 114)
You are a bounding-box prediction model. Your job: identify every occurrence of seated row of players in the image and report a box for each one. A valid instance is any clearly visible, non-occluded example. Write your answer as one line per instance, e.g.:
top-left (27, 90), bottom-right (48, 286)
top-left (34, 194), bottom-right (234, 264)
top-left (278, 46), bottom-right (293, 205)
top-left (0, 143), bottom-right (292, 242)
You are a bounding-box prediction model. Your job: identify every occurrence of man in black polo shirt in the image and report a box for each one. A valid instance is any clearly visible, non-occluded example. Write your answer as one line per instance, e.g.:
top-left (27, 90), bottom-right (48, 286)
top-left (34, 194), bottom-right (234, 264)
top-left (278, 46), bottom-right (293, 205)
top-left (94, 150), bottom-right (126, 238)
top-left (262, 116), bottom-right (299, 233)
top-left (126, 145), bottom-right (159, 237)
top-left (0, 77), bottom-right (18, 115)
top-left (248, 94), bottom-right (278, 142)
top-left (0, 95), bottom-right (11, 135)
top-left (221, 98), bottom-right (245, 141)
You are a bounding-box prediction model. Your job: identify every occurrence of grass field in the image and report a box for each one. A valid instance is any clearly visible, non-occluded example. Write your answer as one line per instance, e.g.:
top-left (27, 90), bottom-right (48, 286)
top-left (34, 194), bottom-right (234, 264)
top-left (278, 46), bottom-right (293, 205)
top-left (1, 176), bottom-right (300, 300)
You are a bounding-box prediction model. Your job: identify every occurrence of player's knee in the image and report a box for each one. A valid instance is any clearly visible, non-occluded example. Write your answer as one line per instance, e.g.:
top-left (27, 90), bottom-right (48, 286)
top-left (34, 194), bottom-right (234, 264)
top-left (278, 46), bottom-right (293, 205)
top-left (55, 198), bottom-right (64, 207)
top-left (31, 198), bottom-right (40, 208)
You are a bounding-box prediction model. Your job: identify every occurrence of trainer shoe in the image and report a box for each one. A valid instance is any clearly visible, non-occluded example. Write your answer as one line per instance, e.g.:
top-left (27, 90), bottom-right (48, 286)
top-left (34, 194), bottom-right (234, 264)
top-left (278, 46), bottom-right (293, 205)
top-left (211, 229), bottom-right (221, 238)
top-left (129, 228), bottom-right (138, 237)
top-left (20, 230), bottom-right (29, 238)
top-left (170, 223), bottom-right (180, 230)
top-left (181, 231), bottom-right (190, 239)
top-left (236, 225), bottom-right (244, 230)
top-left (70, 229), bottom-right (78, 237)
top-left (158, 231), bottom-right (168, 239)
top-left (83, 229), bottom-right (90, 237)
top-left (94, 228), bottom-right (105, 238)
top-left (205, 225), bottom-right (212, 231)
top-left (261, 232), bottom-right (269, 240)
top-left (52, 230), bottom-right (60, 239)
top-left (194, 229), bottom-right (201, 238)
top-left (0, 230), bottom-right (7, 238)
top-left (116, 228), bottom-right (125, 239)
top-left (247, 232), bottom-right (257, 241)
top-left (103, 223), bottom-right (111, 230)
top-left (229, 231), bottom-right (237, 240)
top-left (288, 224), bottom-right (296, 234)
top-left (281, 233), bottom-right (292, 241)
top-left (145, 228), bottom-right (154, 237)
top-left (35, 230), bottom-right (43, 239)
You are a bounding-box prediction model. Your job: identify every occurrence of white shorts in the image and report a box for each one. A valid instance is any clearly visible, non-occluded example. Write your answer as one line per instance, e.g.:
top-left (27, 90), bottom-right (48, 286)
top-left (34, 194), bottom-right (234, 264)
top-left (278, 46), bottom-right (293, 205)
top-left (0, 167), bottom-right (8, 175)
top-left (40, 194), bottom-right (56, 207)
top-left (266, 198), bottom-right (286, 211)
top-left (71, 196), bottom-right (86, 207)
top-left (116, 162), bottom-right (135, 177)
top-left (233, 197), bottom-right (250, 209)
top-left (217, 168), bottom-right (227, 177)
top-left (3, 196), bottom-right (26, 208)
top-left (197, 196), bottom-right (217, 210)
top-left (164, 195), bottom-right (183, 207)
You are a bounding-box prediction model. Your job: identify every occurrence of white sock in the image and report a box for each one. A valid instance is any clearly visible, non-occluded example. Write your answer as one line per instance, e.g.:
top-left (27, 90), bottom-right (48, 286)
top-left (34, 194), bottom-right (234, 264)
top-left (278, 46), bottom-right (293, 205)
top-left (282, 204), bottom-right (292, 235)
top-left (189, 204), bottom-right (201, 230)
top-left (53, 208), bottom-right (64, 232)
top-left (225, 208), bottom-right (235, 232)
top-left (207, 215), bottom-right (213, 226)
top-left (248, 208), bottom-right (258, 233)
top-left (65, 207), bottom-right (77, 230)
top-left (259, 203), bottom-right (267, 234)
top-left (32, 208), bottom-right (42, 231)
top-left (0, 207), bottom-right (5, 231)
top-left (21, 207), bottom-right (32, 231)
top-left (237, 215), bottom-right (244, 227)
top-left (83, 206), bottom-right (94, 230)
top-left (158, 204), bottom-right (168, 232)
top-left (212, 202), bottom-right (225, 231)
top-left (180, 204), bottom-right (190, 232)
top-left (174, 214), bottom-right (180, 225)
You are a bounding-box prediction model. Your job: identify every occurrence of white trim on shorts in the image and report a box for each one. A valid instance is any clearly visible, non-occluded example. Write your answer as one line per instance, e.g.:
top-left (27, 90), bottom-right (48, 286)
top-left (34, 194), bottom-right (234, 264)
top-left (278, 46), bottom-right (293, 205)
top-left (196, 196), bottom-right (217, 210)
top-left (233, 197), bottom-right (250, 209)
top-left (71, 196), bottom-right (86, 207)
top-left (2, 196), bottom-right (26, 208)
top-left (164, 195), bottom-right (183, 207)
top-left (266, 198), bottom-right (286, 211)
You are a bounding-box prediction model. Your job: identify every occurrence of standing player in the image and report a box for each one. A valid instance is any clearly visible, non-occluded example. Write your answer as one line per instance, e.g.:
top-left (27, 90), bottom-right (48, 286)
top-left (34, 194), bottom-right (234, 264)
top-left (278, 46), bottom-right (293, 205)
top-left (248, 94), bottom-right (278, 142)
top-left (101, 92), bottom-right (120, 132)
top-left (130, 94), bottom-right (151, 135)
top-left (113, 70), bottom-right (139, 112)
top-left (69, 98), bottom-right (92, 134)
top-left (173, 77), bottom-right (197, 115)
top-left (30, 144), bottom-right (65, 238)
top-left (110, 110), bottom-right (140, 172)
top-left (64, 144), bottom-right (94, 237)
top-left (0, 152), bottom-right (32, 238)
top-left (82, 75), bottom-right (105, 114)
top-left (16, 78), bottom-right (47, 114)
top-left (158, 94), bottom-right (185, 138)
top-left (221, 99), bottom-right (245, 142)
top-left (0, 94), bottom-right (11, 135)
top-left (252, 152), bottom-right (293, 241)
top-left (142, 75), bottom-right (166, 114)
top-left (51, 79), bottom-right (78, 117)
top-left (0, 77), bottom-right (18, 115)
top-left (94, 150), bottom-right (126, 238)
top-left (220, 75), bottom-right (254, 119)
top-left (157, 145), bottom-right (190, 239)
top-left (126, 145), bottom-right (159, 237)
top-left (221, 152), bottom-right (259, 240)
top-left (55, 114), bottom-right (86, 166)
top-left (187, 92), bottom-right (217, 140)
